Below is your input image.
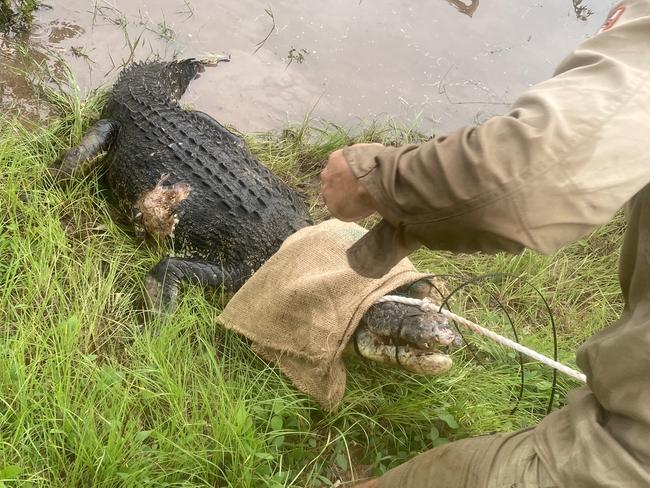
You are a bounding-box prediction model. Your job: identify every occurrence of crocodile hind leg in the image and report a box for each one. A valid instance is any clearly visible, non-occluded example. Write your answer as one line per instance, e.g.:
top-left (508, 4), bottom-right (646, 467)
top-left (145, 257), bottom-right (247, 313)
top-left (49, 119), bottom-right (119, 182)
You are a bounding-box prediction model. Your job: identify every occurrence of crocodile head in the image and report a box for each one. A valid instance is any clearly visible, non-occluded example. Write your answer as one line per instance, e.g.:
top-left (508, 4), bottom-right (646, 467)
top-left (348, 278), bottom-right (463, 375)
top-left (355, 300), bottom-right (462, 375)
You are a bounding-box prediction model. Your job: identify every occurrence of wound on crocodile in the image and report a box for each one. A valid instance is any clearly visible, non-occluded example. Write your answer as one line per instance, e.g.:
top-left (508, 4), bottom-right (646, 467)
top-left (135, 174), bottom-right (192, 241)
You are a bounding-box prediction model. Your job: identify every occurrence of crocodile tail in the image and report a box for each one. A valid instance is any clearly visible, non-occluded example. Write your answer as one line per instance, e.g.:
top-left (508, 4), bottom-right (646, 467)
top-left (162, 58), bottom-right (206, 100)
top-left (110, 59), bottom-right (206, 103)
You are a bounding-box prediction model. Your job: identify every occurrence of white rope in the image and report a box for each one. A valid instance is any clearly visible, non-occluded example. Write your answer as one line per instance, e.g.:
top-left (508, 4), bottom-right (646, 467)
top-left (377, 295), bottom-right (587, 383)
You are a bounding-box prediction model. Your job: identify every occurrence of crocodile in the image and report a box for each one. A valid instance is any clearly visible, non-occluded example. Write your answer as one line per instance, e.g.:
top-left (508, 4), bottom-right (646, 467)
top-left (51, 58), bottom-right (459, 375)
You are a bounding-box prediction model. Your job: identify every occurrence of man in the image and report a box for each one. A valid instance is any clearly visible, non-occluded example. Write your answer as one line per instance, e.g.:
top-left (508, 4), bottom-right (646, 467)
top-left (319, 1), bottom-right (650, 486)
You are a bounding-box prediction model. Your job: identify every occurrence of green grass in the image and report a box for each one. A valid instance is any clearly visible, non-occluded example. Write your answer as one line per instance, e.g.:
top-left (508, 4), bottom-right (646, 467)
top-left (0, 0), bottom-right (40, 32)
top-left (0, 85), bottom-right (624, 486)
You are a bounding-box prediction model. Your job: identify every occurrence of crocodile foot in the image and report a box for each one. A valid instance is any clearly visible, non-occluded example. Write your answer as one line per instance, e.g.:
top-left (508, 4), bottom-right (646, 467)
top-left (351, 279), bottom-right (461, 375)
top-left (145, 257), bottom-right (247, 313)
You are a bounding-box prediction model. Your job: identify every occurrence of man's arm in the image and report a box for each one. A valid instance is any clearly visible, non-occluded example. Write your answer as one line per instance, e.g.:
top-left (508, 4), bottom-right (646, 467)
top-left (320, 145), bottom-right (380, 222)
top-left (321, 23), bottom-right (650, 275)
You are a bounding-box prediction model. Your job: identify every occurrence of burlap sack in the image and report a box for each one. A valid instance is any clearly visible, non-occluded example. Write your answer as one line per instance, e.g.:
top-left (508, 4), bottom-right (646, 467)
top-left (217, 219), bottom-right (431, 410)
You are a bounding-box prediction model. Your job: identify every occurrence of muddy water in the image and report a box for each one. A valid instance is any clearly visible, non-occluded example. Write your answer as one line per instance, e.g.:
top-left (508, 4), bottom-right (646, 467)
top-left (2, 0), bottom-right (611, 134)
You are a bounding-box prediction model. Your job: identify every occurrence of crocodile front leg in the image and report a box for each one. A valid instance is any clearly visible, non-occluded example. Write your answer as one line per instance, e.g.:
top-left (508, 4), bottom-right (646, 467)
top-left (49, 119), bottom-right (119, 182)
top-left (145, 257), bottom-right (247, 312)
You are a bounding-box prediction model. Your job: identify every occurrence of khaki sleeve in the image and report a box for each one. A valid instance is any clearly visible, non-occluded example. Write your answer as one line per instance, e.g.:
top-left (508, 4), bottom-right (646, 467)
top-left (344, 20), bottom-right (650, 276)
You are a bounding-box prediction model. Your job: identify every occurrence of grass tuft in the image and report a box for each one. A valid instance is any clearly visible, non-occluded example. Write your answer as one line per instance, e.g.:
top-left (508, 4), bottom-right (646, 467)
top-left (0, 0), bottom-right (40, 32)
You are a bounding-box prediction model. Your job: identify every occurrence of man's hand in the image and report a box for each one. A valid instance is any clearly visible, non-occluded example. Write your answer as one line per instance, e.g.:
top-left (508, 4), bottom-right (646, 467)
top-left (320, 146), bottom-right (377, 221)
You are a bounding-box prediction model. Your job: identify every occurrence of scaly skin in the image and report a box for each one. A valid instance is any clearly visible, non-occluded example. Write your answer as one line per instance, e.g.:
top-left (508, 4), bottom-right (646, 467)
top-left (52, 59), bottom-right (459, 374)
top-left (103, 59), bottom-right (313, 285)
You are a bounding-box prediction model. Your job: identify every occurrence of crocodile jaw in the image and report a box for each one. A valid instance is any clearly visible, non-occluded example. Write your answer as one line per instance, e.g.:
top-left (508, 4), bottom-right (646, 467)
top-left (352, 326), bottom-right (453, 375)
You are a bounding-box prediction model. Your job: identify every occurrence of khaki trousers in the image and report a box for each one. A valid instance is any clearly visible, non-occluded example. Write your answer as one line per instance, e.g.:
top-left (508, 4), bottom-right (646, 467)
top-left (377, 429), bottom-right (558, 488)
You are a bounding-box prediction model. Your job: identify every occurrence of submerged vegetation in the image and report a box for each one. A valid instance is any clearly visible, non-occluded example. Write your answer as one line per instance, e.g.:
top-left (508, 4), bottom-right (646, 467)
top-left (0, 73), bottom-right (624, 486)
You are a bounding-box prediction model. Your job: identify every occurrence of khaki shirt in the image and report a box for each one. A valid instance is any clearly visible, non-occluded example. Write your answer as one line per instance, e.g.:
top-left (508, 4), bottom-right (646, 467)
top-left (345, 1), bottom-right (650, 485)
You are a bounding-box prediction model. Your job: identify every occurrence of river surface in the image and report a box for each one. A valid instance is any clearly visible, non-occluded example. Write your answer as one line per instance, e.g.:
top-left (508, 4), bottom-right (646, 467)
top-left (1, 0), bottom-right (612, 134)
